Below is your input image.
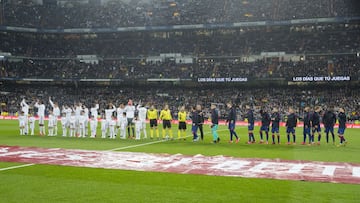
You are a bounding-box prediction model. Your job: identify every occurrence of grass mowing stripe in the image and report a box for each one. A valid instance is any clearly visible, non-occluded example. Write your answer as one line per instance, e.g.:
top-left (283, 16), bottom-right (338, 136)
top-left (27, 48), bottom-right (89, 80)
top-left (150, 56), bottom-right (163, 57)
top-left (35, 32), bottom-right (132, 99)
top-left (0, 130), bottom-right (227, 171)
top-left (109, 129), bottom-right (228, 151)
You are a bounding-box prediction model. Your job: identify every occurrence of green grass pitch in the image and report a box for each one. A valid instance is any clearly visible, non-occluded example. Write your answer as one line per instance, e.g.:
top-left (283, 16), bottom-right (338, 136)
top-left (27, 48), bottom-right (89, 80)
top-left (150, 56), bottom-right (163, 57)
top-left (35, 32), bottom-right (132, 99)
top-left (0, 119), bottom-right (359, 202)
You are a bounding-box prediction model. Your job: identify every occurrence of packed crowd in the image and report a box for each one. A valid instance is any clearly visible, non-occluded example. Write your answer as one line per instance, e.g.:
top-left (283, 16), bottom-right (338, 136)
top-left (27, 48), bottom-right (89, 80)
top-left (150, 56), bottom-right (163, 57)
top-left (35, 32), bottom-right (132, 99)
top-left (1, 0), bottom-right (359, 28)
top-left (0, 23), bottom-right (359, 58)
top-left (1, 56), bottom-right (359, 80)
top-left (1, 85), bottom-right (359, 122)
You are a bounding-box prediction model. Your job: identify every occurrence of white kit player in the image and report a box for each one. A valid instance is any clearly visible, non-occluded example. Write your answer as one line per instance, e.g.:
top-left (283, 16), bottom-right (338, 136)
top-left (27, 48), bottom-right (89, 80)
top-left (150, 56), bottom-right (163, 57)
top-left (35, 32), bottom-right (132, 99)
top-left (101, 114), bottom-right (107, 138)
top-left (89, 115), bottom-right (97, 138)
top-left (78, 111), bottom-right (87, 138)
top-left (69, 112), bottom-right (76, 137)
top-left (18, 111), bottom-right (26, 135)
top-left (62, 105), bottom-right (72, 133)
top-left (28, 113), bottom-right (36, 136)
top-left (82, 105), bottom-right (89, 137)
top-left (105, 103), bottom-right (116, 136)
top-left (48, 110), bottom-right (55, 136)
top-left (90, 102), bottom-right (99, 134)
top-left (119, 112), bottom-right (128, 139)
top-left (49, 97), bottom-right (60, 135)
top-left (20, 99), bottom-right (29, 135)
top-left (109, 115), bottom-right (117, 139)
top-left (74, 103), bottom-right (83, 136)
top-left (61, 113), bottom-right (67, 137)
top-left (134, 115), bottom-right (142, 140)
top-left (125, 100), bottom-right (136, 138)
top-left (137, 103), bottom-right (148, 139)
top-left (117, 103), bottom-right (125, 136)
top-left (34, 99), bottom-right (46, 135)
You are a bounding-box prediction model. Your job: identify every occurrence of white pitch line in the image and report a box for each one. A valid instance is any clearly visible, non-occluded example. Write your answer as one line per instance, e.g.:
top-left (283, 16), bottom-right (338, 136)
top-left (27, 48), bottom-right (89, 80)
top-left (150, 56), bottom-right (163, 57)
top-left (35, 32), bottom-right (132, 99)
top-left (0, 163), bottom-right (35, 171)
top-left (0, 129), bottom-right (229, 171)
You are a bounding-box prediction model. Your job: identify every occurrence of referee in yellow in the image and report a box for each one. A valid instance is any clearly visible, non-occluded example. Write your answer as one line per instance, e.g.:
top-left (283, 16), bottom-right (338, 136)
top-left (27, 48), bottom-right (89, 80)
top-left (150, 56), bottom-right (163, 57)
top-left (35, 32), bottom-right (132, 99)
top-left (147, 105), bottom-right (159, 139)
top-left (160, 104), bottom-right (173, 140)
top-left (178, 106), bottom-right (187, 140)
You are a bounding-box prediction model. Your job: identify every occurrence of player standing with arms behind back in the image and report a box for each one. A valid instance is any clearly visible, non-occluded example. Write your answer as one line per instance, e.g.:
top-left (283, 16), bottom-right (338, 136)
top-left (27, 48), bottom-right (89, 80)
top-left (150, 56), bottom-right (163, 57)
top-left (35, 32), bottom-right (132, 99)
top-left (337, 108), bottom-right (347, 147)
top-left (311, 106), bottom-right (322, 145)
top-left (226, 102), bottom-right (239, 144)
top-left (323, 106), bottom-right (336, 144)
top-left (271, 108), bottom-right (281, 144)
top-left (286, 107), bottom-right (297, 145)
top-left (302, 107), bottom-right (312, 145)
top-left (245, 105), bottom-right (255, 144)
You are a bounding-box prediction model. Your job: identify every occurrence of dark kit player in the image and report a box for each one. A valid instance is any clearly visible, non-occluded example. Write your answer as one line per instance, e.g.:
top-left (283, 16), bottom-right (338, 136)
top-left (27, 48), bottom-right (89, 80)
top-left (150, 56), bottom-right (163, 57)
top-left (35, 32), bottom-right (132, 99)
top-left (337, 108), bottom-right (347, 147)
top-left (226, 102), bottom-right (239, 144)
top-left (286, 107), bottom-right (297, 145)
top-left (323, 107), bottom-right (337, 144)
top-left (259, 108), bottom-right (271, 144)
top-left (311, 106), bottom-right (322, 145)
top-left (302, 107), bottom-right (312, 145)
top-left (245, 105), bottom-right (255, 144)
top-left (271, 108), bottom-right (281, 144)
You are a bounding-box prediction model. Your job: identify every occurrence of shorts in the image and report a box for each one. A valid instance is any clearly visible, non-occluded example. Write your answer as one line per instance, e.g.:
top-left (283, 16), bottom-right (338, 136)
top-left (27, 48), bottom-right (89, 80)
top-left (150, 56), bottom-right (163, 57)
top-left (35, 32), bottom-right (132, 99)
top-left (260, 126), bottom-right (269, 132)
top-left (127, 118), bottom-right (134, 126)
top-left (38, 115), bottom-right (45, 125)
top-left (150, 119), bottom-right (158, 128)
top-left (163, 120), bottom-right (171, 129)
top-left (303, 127), bottom-right (311, 135)
top-left (286, 127), bottom-right (295, 134)
top-left (178, 122), bottom-right (187, 130)
top-left (248, 123), bottom-right (254, 131)
top-left (325, 127), bottom-right (334, 133)
top-left (312, 125), bottom-right (321, 133)
top-left (271, 127), bottom-right (279, 134)
top-left (338, 128), bottom-right (346, 135)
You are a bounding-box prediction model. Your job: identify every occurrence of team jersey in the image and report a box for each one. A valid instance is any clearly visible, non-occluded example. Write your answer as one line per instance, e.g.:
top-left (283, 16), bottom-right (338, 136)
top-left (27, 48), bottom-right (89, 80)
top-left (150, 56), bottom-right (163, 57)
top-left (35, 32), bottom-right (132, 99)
top-left (271, 112), bottom-right (280, 128)
top-left (147, 109), bottom-right (158, 120)
top-left (160, 109), bottom-right (172, 120)
top-left (20, 100), bottom-right (29, 115)
top-left (29, 116), bottom-right (36, 125)
top-left (137, 106), bottom-right (147, 121)
top-left (338, 112), bottom-right (347, 129)
top-left (125, 105), bottom-right (135, 119)
top-left (261, 111), bottom-right (271, 127)
top-left (246, 109), bottom-right (254, 124)
top-left (62, 107), bottom-right (72, 120)
top-left (311, 112), bottom-right (320, 126)
top-left (61, 117), bottom-right (67, 126)
top-left (178, 111), bottom-right (187, 122)
top-left (49, 99), bottom-right (60, 117)
top-left (34, 103), bottom-right (45, 117)
top-left (117, 107), bottom-right (125, 120)
top-left (303, 112), bottom-right (312, 127)
top-left (227, 107), bottom-right (236, 122)
top-left (18, 115), bottom-right (26, 126)
top-left (105, 106), bottom-right (116, 120)
top-left (286, 113), bottom-right (297, 128)
top-left (90, 104), bottom-right (99, 118)
top-left (323, 111), bottom-right (336, 127)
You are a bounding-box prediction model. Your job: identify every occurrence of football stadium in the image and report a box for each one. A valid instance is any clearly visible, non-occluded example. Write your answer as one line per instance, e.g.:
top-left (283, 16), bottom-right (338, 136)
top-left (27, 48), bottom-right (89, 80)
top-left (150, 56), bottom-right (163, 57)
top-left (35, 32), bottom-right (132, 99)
top-left (0, 0), bottom-right (360, 202)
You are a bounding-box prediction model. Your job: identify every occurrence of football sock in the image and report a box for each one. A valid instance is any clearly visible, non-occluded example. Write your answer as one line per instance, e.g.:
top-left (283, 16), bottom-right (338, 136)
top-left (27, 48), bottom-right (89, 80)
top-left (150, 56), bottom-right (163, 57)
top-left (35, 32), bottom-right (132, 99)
top-left (293, 134), bottom-right (296, 143)
top-left (272, 135), bottom-right (275, 143)
top-left (326, 133), bottom-right (329, 143)
top-left (260, 131), bottom-right (263, 140)
top-left (318, 135), bottom-right (321, 142)
top-left (277, 135), bottom-right (280, 143)
top-left (266, 132), bottom-right (269, 141)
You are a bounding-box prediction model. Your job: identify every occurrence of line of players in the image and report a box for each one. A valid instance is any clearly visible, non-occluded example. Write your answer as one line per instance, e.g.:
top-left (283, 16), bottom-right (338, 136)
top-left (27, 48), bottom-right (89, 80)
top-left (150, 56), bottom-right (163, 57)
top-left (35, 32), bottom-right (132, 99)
top-left (18, 98), bottom-right (348, 146)
top-left (242, 104), bottom-right (348, 146)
